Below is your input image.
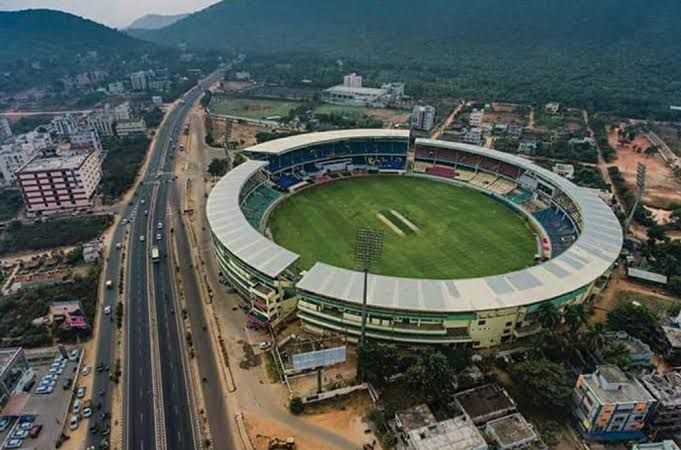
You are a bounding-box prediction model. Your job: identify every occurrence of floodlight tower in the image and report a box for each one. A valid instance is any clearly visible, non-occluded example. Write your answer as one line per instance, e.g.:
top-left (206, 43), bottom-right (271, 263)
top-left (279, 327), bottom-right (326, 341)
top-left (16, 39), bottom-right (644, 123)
top-left (354, 228), bottom-right (384, 346)
top-left (624, 162), bottom-right (646, 234)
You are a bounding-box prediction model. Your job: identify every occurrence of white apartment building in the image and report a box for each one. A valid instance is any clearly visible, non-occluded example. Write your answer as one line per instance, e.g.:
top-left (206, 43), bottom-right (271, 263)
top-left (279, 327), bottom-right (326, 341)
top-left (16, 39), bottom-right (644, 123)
top-left (16, 150), bottom-right (101, 214)
top-left (50, 114), bottom-right (78, 136)
top-left (130, 71), bottom-right (149, 91)
top-left (412, 105), bottom-right (436, 131)
top-left (343, 73), bottom-right (363, 88)
top-left (469, 109), bottom-right (485, 127)
top-left (86, 111), bottom-right (115, 136)
top-left (0, 116), bottom-right (12, 142)
top-left (69, 129), bottom-right (103, 158)
top-left (0, 131), bottom-right (52, 184)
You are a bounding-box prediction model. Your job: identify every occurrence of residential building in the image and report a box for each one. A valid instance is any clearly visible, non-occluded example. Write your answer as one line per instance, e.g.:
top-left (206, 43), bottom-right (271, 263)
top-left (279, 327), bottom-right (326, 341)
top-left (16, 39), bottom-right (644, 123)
top-left (462, 127), bottom-right (483, 145)
top-left (130, 70), bottom-right (149, 90)
top-left (484, 413), bottom-right (545, 450)
top-left (0, 116), bottom-right (12, 142)
top-left (604, 331), bottom-right (653, 367)
top-left (148, 79), bottom-right (171, 92)
top-left (633, 441), bottom-right (680, 450)
top-left (660, 326), bottom-right (681, 366)
top-left (152, 96), bottom-right (164, 106)
top-left (454, 384), bottom-right (517, 426)
top-left (395, 404), bottom-right (488, 450)
top-left (86, 110), bottom-right (115, 136)
top-left (0, 130), bottom-right (52, 184)
top-left (48, 301), bottom-right (90, 331)
top-left (50, 114), bottom-right (78, 136)
top-left (16, 150), bottom-right (101, 214)
top-left (569, 136), bottom-right (595, 146)
top-left (553, 163), bottom-right (575, 180)
top-left (343, 72), bottom-right (363, 88)
top-left (108, 81), bottom-right (126, 94)
top-left (545, 102), bottom-right (560, 114)
top-left (469, 110), bottom-right (484, 127)
top-left (573, 365), bottom-right (656, 441)
top-left (112, 102), bottom-right (132, 121)
top-left (639, 372), bottom-right (681, 440)
top-left (507, 124), bottom-right (524, 139)
top-left (0, 348), bottom-right (32, 408)
top-left (82, 240), bottom-right (102, 263)
top-left (116, 118), bottom-right (147, 137)
top-left (68, 129), bottom-right (103, 159)
top-left (517, 140), bottom-right (538, 154)
top-left (412, 105), bottom-right (436, 131)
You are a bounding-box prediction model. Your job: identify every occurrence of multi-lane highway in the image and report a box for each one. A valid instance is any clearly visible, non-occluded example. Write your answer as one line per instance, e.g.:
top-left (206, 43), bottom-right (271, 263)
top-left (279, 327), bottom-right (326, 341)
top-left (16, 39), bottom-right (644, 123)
top-left (87, 68), bottom-right (224, 450)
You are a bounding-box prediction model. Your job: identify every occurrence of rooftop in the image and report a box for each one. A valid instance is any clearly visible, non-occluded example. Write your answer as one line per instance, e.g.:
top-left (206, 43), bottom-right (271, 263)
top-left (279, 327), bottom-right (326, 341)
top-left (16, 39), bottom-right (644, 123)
top-left (324, 84), bottom-right (388, 96)
top-left (484, 413), bottom-right (541, 449)
top-left (582, 365), bottom-right (655, 404)
top-left (633, 442), bottom-right (680, 450)
top-left (605, 331), bottom-right (652, 360)
top-left (400, 406), bottom-right (488, 450)
top-left (0, 347), bottom-right (22, 376)
top-left (662, 326), bottom-right (681, 348)
top-left (396, 404), bottom-right (437, 432)
top-left (639, 371), bottom-right (681, 406)
top-left (453, 384), bottom-right (516, 425)
top-left (19, 152), bottom-right (89, 172)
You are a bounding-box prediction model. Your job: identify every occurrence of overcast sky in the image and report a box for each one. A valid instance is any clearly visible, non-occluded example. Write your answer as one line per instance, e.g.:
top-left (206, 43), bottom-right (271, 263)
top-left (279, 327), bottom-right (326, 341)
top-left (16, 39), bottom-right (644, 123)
top-left (0, 0), bottom-right (217, 28)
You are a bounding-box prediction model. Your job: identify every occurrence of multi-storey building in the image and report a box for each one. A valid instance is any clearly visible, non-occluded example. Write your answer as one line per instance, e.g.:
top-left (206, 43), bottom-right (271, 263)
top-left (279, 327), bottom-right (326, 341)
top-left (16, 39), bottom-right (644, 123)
top-left (50, 114), bottom-right (79, 136)
top-left (68, 129), bottom-right (103, 159)
top-left (116, 118), bottom-right (147, 137)
top-left (639, 372), bottom-right (681, 440)
top-left (343, 72), bottom-right (363, 88)
top-left (412, 105), bottom-right (436, 131)
top-left (16, 150), bottom-right (101, 214)
top-left (0, 130), bottom-right (52, 184)
top-left (86, 111), bottom-right (115, 136)
top-left (573, 365), bottom-right (656, 441)
top-left (0, 116), bottom-right (12, 142)
top-left (130, 71), bottom-right (149, 90)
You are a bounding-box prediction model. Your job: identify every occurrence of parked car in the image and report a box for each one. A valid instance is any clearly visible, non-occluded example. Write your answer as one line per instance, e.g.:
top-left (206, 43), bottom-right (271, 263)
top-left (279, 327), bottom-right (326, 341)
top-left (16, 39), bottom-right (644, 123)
top-left (0, 417), bottom-right (11, 431)
top-left (72, 399), bottom-right (81, 414)
top-left (29, 424), bottom-right (43, 438)
top-left (104, 305), bottom-right (112, 315)
top-left (12, 429), bottom-right (28, 439)
top-left (76, 386), bottom-right (86, 399)
top-left (69, 415), bottom-right (79, 430)
top-left (83, 401), bottom-right (93, 418)
top-left (3, 438), bottom-right (22, 449)
top-left (69, 349), bottom-right (80, 361)
top-left (81, 366), bottom-right (90, 376)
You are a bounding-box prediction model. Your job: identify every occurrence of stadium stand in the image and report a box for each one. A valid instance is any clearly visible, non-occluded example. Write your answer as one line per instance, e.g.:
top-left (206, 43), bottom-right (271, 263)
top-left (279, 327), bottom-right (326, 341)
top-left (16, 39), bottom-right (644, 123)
top-left (241, 183), bottom-right (283, 228)
top-left (504, 188), bottom-right (533, 205)
top-left (470, 171), bottom-right (498, 187)
top-left (426, 165), bottom-right (456, 178)
top-left (488, 177), bottom-right (517, 195)
top-left (413, 161), bottom-right (432, 173)
top-left (533, 207), bottom-right (578, 256)
top-left (454, 168), bottom-right (476, 181)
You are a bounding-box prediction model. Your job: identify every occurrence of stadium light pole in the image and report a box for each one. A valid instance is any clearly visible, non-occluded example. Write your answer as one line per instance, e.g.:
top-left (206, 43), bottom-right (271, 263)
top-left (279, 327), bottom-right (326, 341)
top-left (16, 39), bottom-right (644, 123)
top-left (354, 228), bottom-right (384, 347)
top-left (624, 162), bottom-right (646, 235)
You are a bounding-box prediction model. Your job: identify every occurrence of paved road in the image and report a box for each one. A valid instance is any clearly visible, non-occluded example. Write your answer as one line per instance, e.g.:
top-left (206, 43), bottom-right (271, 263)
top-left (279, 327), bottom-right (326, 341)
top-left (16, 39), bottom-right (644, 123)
top-left (86, 68), bottom-right (224, 450)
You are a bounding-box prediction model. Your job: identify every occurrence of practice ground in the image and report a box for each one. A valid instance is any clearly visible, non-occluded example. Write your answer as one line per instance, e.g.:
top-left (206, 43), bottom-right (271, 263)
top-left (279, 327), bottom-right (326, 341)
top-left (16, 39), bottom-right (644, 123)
top-left (210, 96), bottom-right (300, 119)
top-left (267, 176), bottom-right (537, 279)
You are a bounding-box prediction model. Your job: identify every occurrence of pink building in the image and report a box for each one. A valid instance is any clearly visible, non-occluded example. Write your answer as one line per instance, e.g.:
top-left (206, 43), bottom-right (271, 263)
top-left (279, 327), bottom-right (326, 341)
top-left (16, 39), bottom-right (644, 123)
top-left (16, 150), bottom-right (101, 214)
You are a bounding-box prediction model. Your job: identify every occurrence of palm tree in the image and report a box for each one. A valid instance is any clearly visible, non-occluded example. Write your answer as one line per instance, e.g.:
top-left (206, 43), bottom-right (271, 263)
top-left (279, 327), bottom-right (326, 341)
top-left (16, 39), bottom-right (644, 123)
top-left (536, 302), bottom-right (561, 330)
top-left (564, 303), bottom-right (588, 332)
top-left (583, 323), bottom-right (608, 352)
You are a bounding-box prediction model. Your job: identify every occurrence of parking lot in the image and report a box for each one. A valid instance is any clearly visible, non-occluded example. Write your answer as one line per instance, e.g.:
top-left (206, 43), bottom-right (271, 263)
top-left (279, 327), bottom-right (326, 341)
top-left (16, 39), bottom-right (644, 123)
top-left (0, 348), bottom-right (84, 450)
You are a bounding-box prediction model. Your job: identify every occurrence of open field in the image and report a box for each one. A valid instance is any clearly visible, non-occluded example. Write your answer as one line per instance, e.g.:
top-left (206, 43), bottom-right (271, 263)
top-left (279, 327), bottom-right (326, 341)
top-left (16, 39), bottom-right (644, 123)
top-left (268, 176), bottom-right (536, 279)
top-left (313, 104), bottom-right (410, 127)
top-left (210, 96), bottom-right (300, 119)
top-left (608, 124), bottom-right (681, 208)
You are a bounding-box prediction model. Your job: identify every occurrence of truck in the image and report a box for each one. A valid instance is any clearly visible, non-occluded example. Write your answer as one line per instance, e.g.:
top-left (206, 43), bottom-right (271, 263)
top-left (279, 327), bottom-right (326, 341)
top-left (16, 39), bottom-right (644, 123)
top-left (151, 246), bottom-right (160, 263)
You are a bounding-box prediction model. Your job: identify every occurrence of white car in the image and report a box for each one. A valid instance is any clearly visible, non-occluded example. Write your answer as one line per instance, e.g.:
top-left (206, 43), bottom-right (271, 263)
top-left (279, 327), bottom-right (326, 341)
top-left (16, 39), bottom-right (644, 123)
top-left (156, 233), bottom-right (162, 241)
top-left (76, 386), bottom-right (86, 399)
top-left (72, 399), bottom-right (81, 414)
top-left (259, 341), bottom-right (272, 351)
top-left (115, 242), bottom-right (122, 249)
top-left (104, 305), bottom-right (112, 315)
top-left (157, 222), bottom-right (163, 229)
top-left (12, 429), bottom-right (28, 439)
top-left (3, 438), bottom-right (22, 449)
top-left (69, 349), bottom-right (80, 361)
top-left (81, 366), bottom-right (91, 376)
top-left (139, 235), bottom-right (145, 242)
top-left (69, 415), bottom-right (79, 430)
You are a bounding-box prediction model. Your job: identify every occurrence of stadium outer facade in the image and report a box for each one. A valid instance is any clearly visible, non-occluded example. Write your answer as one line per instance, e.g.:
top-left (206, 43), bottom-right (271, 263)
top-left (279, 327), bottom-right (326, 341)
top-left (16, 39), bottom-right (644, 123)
top-left (206, 129), bottom-right (623, 348)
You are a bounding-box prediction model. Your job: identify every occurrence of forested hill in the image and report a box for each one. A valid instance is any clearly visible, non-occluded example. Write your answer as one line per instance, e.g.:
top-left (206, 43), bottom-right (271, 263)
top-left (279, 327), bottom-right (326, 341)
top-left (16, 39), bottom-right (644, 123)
top-left (0, 9), bottom-right (153, 63)
top-left (134, 0), bottom-right (681, 117)
top-left (126, 13), bottom-right (189, 31)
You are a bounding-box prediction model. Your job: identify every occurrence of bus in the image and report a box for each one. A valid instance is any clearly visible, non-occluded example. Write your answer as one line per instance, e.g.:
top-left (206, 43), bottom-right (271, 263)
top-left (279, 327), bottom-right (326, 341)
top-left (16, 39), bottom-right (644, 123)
top-left (151, 246), bottom-right (160, 263)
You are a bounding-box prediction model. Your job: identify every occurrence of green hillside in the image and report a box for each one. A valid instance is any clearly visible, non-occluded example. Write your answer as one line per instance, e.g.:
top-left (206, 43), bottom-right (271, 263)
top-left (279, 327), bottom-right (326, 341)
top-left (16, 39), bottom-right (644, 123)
top-left (135, 0), bottom-right (681, 118)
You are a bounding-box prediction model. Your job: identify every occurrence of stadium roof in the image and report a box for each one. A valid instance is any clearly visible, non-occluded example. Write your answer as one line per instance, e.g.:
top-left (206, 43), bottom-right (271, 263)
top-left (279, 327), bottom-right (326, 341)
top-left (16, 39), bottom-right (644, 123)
top-left (243, 128), bottom-right (411, 155)
top-left (205, 159), bottom-right (299, 278)
top-left (295, 138), bottom-right (623, 313)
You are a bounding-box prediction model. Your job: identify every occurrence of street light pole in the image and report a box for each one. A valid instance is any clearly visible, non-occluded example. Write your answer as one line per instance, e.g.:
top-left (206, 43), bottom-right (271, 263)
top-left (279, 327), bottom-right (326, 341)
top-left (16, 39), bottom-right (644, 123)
top-left (354, 228), bottom-right (384, 346)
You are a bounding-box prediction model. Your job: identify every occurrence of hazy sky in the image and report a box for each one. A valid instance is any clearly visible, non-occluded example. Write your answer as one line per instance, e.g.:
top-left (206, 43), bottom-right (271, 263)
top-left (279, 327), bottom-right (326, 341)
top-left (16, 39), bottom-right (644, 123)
top-left (0, 0), bottom-right (217, 28)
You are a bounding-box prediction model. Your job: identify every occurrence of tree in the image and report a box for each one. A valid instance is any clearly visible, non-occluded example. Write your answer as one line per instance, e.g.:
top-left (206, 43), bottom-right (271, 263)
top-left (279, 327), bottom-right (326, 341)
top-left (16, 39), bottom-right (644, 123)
top-left (607, 303), bottom-right (659, 345)
top-left (536, 302), bottom-right (561, 329)
top-left (289, 396), bottom-right (304, 415)
top-left (207, 158), bottom-right (229, 177)
top-left (602, 342), bottom-right (633, 372)
top-left (357, 342), bottom-right (408, 386)
top-left (563, 303), bottom-right (587, 332)
top-left (510, 358), bottom-right (573, 413)
top-left (200, 90), bottom-right (213, 109)
top-left (406, 348), bottom-right (455, 400)
top-left (583, 323), bottom-right (608, 352)
top-left (669, 276), bottom-right (681, 296)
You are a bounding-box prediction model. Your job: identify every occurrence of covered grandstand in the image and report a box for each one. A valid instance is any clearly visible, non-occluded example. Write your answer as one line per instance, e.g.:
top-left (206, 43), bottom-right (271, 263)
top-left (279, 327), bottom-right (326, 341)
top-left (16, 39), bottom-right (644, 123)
top-left (206, 130), bottom-right (622, 347)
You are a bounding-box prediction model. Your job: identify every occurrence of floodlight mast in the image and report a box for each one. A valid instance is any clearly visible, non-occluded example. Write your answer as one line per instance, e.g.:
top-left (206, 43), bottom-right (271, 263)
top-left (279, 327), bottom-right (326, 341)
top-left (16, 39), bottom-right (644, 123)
top-left (354, 228), bottom-right (384, 346)
top-left (624, 162), bottom-right (646, 235)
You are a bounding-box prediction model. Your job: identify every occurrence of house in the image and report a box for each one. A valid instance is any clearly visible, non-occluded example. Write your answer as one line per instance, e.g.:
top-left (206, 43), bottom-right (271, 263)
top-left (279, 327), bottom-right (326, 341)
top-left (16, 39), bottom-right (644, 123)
top-left (48, 300), bottom-right (90, 331)
top-left (604, 331), bottom-right (653, 367)
top-left (454, 384), bottom-right (517, 426)
top-left (552, 163), bottom-right (575, 180)
top-left (395, 404), bottom-right (488, 450)
top-left (484, 413), bottom-right (546, 450)
top-left (82, 241), bottom-right (102, 263)
top-left (545, 102), bottom-right (560, 114)
top-left (639, 372), bottom-right (681, 440)
top-left (517, 141), bottom-right (538, 155)
top-left (659, 326), bottom-right (681, 366)
top-left (572, 365), bottom-right (655, 441)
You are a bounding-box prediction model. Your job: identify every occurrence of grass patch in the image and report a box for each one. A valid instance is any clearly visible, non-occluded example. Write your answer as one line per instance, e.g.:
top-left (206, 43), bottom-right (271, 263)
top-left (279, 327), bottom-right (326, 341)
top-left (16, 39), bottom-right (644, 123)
top-left (210, 96), bottom-right (300, 119)
top-left (0, 215), bottom-right (112, 256)
top-left (615, 291), bottom-right (680, 317)
top-left (263, 351), bottom-right (281, 383)
top-left (0, 189), bottom-right (23, 221)
top-left (100, 136), bottom-right (150, 202)
top-left (379, 209), bottom-right (414, 235)
top-left (268, 176), bottom-right (536, 279)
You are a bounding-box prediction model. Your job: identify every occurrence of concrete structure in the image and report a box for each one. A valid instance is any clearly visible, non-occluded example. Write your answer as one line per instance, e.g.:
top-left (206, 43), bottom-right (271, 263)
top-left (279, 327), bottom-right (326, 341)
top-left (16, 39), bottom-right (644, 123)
top-left (50, 114), bottom-right (78, 136)
top-left (130, 71), bottom-right (149, 90)
top-left (517, 141), bottom-right (538, 155)
top-left (412, 105), bottom-right (436, 131)
top-left (469, 110), bottom-right (484, 127)
top-left (68, 128), bottom-right (103, 159)
top-left (633, 441), bottom-right (680, 450)
top-left (112, 102), bottom-right (132, 121)
top-left (86, 110), bottom-right (115, 136)
top-left (152, 96), bottom-right (164, 106)
top-left (553, 163), bottom-right (575, 180)
top-left (627, 267), bottom-right (668, 285)
top-left (116, 118), bottom-right (147, 137)
top-left (16, 150), bottom-right (101, 214)
top-left (639, 372), bottom-right (681, 440)
top-left (454, 384), bottom-right (517, 425)
top-left (573, 365), bottom-right (655, 441)
top-left (322, 75), bottom-right (403, 107)
top-left (207, 130), bottom-right (622, 347)
top-left (545, 102), bottom-right (560, 114)
top-left (0, 348), bottom-right (31, 408)
top-left (48, 301), bottom-right (90, 331)
top-left (660, 326), bottom-right (681, 367)
top-left (395, 404), bottom-right (488, 450)
top-left (484, 413), bottom-right (545, 450)
top-left (82, 240), bottom-right (103, 263)
top-left (0, 130), bottom-right (52, 184)
top-left (343, 73), bottom-right (363, 88)
top-left (108, 81), bottom-right (126, 94)
top-left (0, 116), bottom-right (12, 142)
top-left (604, 331), bottom-right (653, 366)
